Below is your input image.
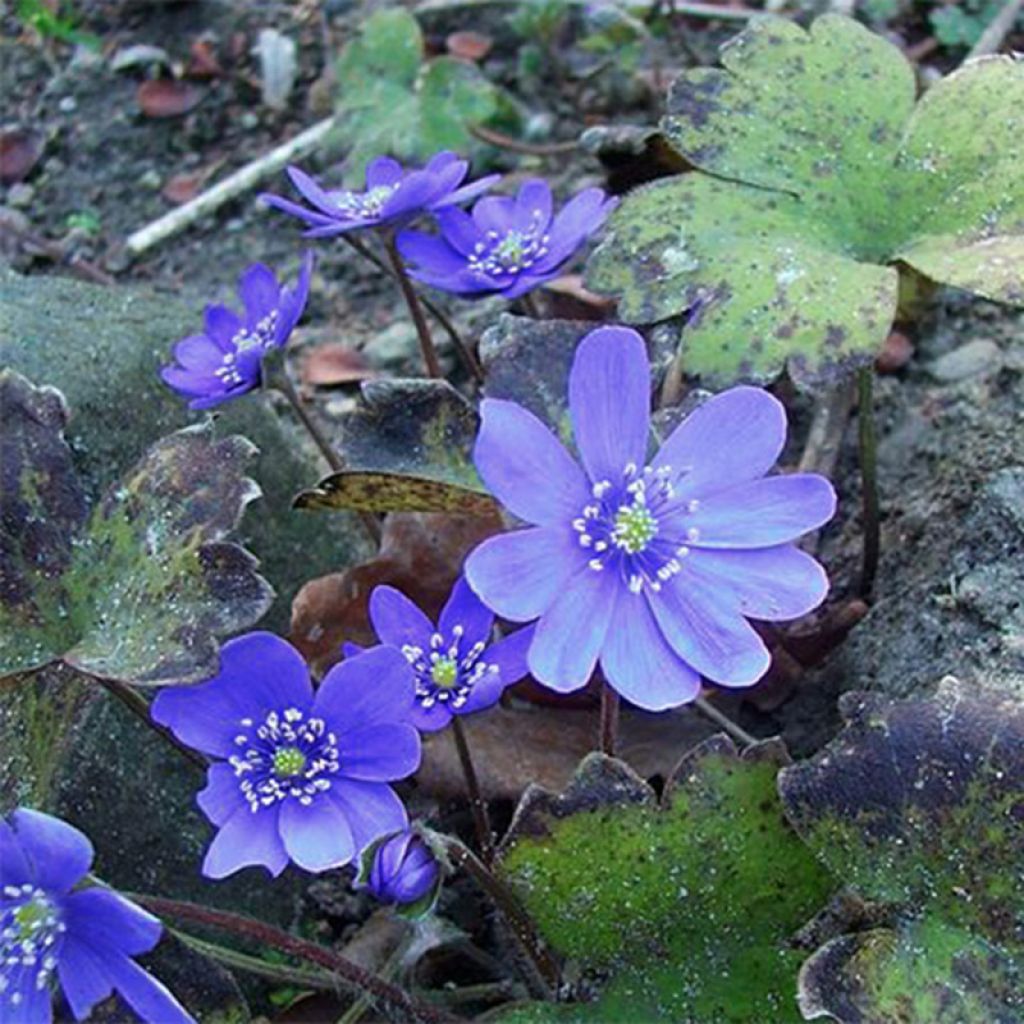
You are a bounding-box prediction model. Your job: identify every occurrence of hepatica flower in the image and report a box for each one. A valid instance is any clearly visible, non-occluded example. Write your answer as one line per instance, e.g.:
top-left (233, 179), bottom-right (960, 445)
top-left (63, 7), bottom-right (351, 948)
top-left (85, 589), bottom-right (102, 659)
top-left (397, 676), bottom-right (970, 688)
top-left (160, 254), bottom-right (312, 409)
top-left (396, 178), bottom-right (617, 299)
top-left (151, 633), bottom-right (421, 878)
top-left (359, 830), bottom-right (441, 916)
top-left (465, 326), bottom-right (836, 711)
top-left (261, 152), bottom-right (499, 238)
top-left (347, 579), bottom-right (532, 732)
top-left (0, 808), bottom-right (192, 1023)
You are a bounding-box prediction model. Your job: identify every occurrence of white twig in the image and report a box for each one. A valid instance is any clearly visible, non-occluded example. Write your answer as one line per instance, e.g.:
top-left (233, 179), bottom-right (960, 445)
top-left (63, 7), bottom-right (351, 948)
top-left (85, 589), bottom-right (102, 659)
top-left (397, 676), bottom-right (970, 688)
top-left (966, 0), bottom-right (1024, 58)
top-left (124, 116), bottom-right (335, 259)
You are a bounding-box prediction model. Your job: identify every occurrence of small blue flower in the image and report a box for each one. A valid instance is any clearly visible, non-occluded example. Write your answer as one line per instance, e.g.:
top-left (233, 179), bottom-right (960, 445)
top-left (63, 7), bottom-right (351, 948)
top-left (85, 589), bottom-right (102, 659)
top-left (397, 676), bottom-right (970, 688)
top-left (261, 153), bottom-right (499, 238)
top-left (396, 178), bottom-right (617, 300)
top-left (151, 633), bottom-right (421, 879)
top-left (346, 579), bottom-right (533, 733)
top-left (362, 830), bottom-right (441, 915)
top-left (160, 253), bottom-right (313, 410)
top-left (0, 808), bottom-right (193, 1024)
top-left (465, 326), bottom-right (836, 711)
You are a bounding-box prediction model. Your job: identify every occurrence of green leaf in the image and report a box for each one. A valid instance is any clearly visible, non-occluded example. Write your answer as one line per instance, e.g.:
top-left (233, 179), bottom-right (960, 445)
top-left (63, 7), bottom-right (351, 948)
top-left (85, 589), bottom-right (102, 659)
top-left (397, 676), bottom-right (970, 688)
top-left (780, 680), bottom-right (1024, 1023)
top-left (0, 370), bottom-right (273, 686)
top-left (295, 379), bottom-right (496, 516)
top-left (496, 739), bottom-right (834, 1022)
top-left (587, 15), bottom-right (1024, 386)
top-left (333, 9), bottom-right (502, 181)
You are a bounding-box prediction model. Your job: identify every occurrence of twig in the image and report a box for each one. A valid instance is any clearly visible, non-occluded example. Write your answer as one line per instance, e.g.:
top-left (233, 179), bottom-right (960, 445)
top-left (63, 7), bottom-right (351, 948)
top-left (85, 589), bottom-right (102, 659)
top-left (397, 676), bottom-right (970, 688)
top-left (666, 0), bottom-right (768, 21)
top-left (124, 117), bottom-right (335, 258)
top-left (131, 896), bottom-right (458, 1024)
top-left (856, 367), bottom-right (880, 601)
top-left (967, 0), bottom-right (1024, 58)
top-left (451, 717), bottom-right (495, 866)
top-left (383, 235), bottom-right (443, 379)
top-left (598, 684), bottom-right (620, 756)
top-left (693, 695), bottom-right (758, 747)
top-left (797, 382), bottom-right (855, 478)
top-left (470, 124), bottom-right (579, 157)
top-left (442, 838), bottom-right (561, 998)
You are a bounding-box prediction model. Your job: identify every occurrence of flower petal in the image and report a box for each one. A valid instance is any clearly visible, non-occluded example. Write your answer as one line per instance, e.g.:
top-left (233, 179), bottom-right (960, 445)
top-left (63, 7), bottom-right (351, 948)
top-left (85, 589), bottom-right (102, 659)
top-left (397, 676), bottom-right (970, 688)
top-left (102, 951), bottom-right (195, 1024)
top-left (368, 586), bottom-right (434, 649)
top-left (329, 780), bottom-right (408, 854)
top-left (202, 806), bottom-right (288, 879)
top-left (528, 568), bottom-right (617, 692)
top-left (5, 964), bottom-right (53, 1023)
top-left (365, 156), bottom-right (403, 188)
top-left (439, 577), bottom-right (494, 647)
top-left (276, 250), bottom-right (314, 344)
top-left (653, 387), bottom-right (787, 497)
top-left (513, 179), bottom-right (552, 232)
top-left (408, 701), bottom-right (453, 732)
top-left (11, 808), bottom-right (92, 894)
top-left (260, 192), bottom-right (337, 228)
top-left (472, 194), bottom-right (516, 234)
top-left (238, 263), bottom-right (280, 326)
top-left (196, 763), bottom-right (246, 827)
top-left (465, 527), bottom-right (584, 621)
top-left (279, 797), bottom-right (355, 873)
top-left (474, 399), bottom-right (590, 526)
top-left (339, 724), bottom-right (421, 781)
top-left (439, 173), bottom-right (502, 209)
top-left (313, 646), bottom-right (417, 733)
top-left (569, 326), bottom-right (651, 483)
top-left (533, 189), bottom-right (613, 271)
top-left (682, 545), bottom-right (829, 621)
top-left (396, 230), bottom-right (467, 275)
top-left (286, 165), bottom-right (340, 217)
top-left (172, 334), bottom-right (225, 371)
top-left (600, 591), bottom-right (701, 711)
top-left (435, 206), bottom-right (484, 255)
top-left (203, 306), bottom-right (243, 349)
top-left (463, 623), bottom-right (535, 714)
top-left (57, 938), bottom-right (114, 1021)
top-left (671, 475), bottom-right (837, 549)
top-left (62, 889), bottom-right (161, 957)
top-left (151, 632), bottom-right (313, 758)
top-left (650, 580), bottom-right (770, 686)
top-left (0, 819), bottom-right (31, 888)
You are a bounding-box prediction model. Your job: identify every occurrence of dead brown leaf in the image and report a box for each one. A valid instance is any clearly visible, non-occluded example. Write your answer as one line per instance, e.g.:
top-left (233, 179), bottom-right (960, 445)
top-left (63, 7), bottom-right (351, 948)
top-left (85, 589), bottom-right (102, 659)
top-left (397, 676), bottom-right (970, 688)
top-left (0, 129), bottom-right (43, 185)
top-left (301, 343), bottom-right (376, 387)
top-left (446, 31), bottom-right (493, 62)
top-left (137, 79), bottom-right (204, 118)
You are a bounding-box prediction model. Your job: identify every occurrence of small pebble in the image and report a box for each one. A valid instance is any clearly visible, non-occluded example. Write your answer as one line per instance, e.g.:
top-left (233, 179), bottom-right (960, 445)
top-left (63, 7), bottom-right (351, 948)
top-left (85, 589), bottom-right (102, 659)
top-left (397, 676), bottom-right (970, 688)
top-left (138, 168), bottom-right (162, 189)
top-left (240, 111), bottom-right (259, 130)
top-left (927, 339), bottom-right (1003, 382)
top-left (6, 183), bottom-right (34, 209)
top-left (58, 96), bottom-right (77, 114)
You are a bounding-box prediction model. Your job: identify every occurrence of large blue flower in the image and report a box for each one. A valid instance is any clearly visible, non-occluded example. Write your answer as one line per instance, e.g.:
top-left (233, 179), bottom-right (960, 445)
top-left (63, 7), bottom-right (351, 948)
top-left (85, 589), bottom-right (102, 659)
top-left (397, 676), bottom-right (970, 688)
top-left (396, 179), bottom-right (616, 300)
top-left (347, 579), bottom-right (533, 733)
top-left (261, 152), bottom-right (499, 238)
top-left (465, 326), bottom-right (836, 711)
top-left (0, 809), bottom-right (192, 1024)
top-left (160, 253), bottom-right (313, 410)
top-left (151, 633), bottom-right (421, 878)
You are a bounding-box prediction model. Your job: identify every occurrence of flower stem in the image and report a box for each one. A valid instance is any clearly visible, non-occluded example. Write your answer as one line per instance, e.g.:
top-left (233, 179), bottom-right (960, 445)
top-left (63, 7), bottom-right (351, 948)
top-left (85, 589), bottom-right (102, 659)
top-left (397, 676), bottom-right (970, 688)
top-left (383, 236), bottom-right (443, 379)
top-left (519, 291), bottom-right (542, 319)
top-left (598, 683), bottom-right (620, 756)
top-left (442, 838), bottom-right (561, 998)
top-left (95, 676), bottom-right (208, 773)
top-left (692, 695), bottom-right (758, 748)
top-left (131, 896), bottom-right (457, 1024)
top-left (342, 234), bottom-right (484, 385)
top-left (450, 716), bottom-right (495, 866)
top-left (857, 367), bottom-right (880, 601)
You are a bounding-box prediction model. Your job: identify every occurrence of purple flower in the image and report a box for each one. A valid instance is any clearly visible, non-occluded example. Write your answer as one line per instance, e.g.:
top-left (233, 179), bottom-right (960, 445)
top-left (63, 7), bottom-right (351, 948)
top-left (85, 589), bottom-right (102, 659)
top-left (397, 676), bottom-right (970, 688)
top-left (260, 153), bottom-right (499, 238)
top-left (361, 830), bottom-right (441, 915)
top-left (150, 632), bottom-right (421, 879)
top-left (346, 579), bottom-right (533, 733)
top-left (160, 253), bottom-right (313, 410)
top-left (0, 808), bottom-right (193, 1024)
top-left (464, 326), bottom-right (836, 711)
top-left (396, 178), bottom-right (617, 300)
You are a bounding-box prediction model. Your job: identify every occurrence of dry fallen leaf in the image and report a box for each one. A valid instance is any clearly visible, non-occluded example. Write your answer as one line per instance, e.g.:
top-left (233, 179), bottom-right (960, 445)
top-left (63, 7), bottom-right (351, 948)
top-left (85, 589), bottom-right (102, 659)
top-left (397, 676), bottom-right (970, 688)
top-left (0, 129), bottom-right (43, 185)
top-left (137, 79), bottom-right (204, 118)
top-left (301, 343), bottom-right (376, 387)
top-left (446, 31), bottom-right (493, 62)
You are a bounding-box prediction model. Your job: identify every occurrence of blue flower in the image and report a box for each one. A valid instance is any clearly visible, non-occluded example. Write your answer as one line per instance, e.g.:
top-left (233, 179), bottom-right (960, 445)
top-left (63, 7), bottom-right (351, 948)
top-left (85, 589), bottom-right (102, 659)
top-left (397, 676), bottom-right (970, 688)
top-left (261, 153), bottom-right (499, 238)
top-left (160, 254), bottom-right (313, 410)
top-left (0, 808), bottom-right (193, 1024)
top-left (465, 326), bottom-right (836, 711)
top-left (396, 178), bottom-right (617, 300)
top-left (151, 633), bottom-right (421, 878)
top-left (362, 830), bottom-right (441, 914)
top-left (346, 578), bottom-right (533, 733)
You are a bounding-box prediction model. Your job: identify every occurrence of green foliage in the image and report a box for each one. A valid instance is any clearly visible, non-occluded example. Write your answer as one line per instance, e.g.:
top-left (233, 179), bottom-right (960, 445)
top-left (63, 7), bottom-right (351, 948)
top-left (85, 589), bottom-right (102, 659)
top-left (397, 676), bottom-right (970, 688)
top-left (0, 370), bottom-right (272, 686)
top-left (333, 9), bottom-right (503, 181)
top-left (294, 379), bottom-right (497, 516)
top-left (497, 740), bottom-right (834, 1022)
top-left (781, 680), bottom-right (1024, 1023)
top-left (16, 0), bottom-right (99, 48)
top-left (587, 14), bottom-right (1024, 387)
top-left (929, 0), bottom-right (1023, 48)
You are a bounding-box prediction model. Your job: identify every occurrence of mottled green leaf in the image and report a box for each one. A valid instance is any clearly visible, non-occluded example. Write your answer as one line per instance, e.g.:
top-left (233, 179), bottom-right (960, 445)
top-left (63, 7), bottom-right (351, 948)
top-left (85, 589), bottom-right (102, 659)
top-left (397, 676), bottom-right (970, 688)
top-left (0, 371), bottom-right (273, 686)
top-left (294, 470), bottom-right (496, 516)
top-left (333, 8), bottom-right (502, 180)
top-left (496, 739), bottom-right (834, 1022)
top-left (298, 378), bottom-right (492, 516)
top-left (780, 681), bottom-right (1024, 1024)
top-left (587, 15), bottom-right (1024, 386)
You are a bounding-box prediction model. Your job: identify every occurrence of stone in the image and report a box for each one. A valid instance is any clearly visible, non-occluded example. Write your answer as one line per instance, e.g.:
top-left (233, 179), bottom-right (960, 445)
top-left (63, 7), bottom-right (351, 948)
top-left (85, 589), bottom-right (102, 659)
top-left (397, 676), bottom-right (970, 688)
top-left (926, 338), bottom-right (1003, 382)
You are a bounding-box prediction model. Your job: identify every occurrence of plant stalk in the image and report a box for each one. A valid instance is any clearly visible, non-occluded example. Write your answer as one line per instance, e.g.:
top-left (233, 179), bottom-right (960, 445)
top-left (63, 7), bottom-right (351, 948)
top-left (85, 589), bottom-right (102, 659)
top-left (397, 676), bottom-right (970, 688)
top-left (857, 367), bottom-right (880, 600)
top-left (132, 896), bottom-right (457, 1024)
top-left (693, 695), bottom-right (758, 748)
top-left (599, 683), bottom-right (620, 756)
top-left (450, 716), bottom-right (495, 866)
top-left (383, 236), bottom-right (443, 379)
